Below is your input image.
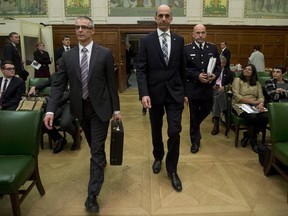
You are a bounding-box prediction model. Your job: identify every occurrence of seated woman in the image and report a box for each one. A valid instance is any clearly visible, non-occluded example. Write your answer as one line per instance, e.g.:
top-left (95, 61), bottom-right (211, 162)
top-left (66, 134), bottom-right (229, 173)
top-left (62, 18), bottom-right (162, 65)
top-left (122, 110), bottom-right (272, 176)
top-left (232, 64), bottom-right (268, 153)
top-left (264, 65), bottom-right (288, 103)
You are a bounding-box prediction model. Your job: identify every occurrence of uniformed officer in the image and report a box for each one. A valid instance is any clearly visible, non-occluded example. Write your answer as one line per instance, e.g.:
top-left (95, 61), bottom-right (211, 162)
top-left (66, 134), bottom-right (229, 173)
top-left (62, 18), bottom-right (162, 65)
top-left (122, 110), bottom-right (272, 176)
top-left (184, 24), bottom-right (221, 154)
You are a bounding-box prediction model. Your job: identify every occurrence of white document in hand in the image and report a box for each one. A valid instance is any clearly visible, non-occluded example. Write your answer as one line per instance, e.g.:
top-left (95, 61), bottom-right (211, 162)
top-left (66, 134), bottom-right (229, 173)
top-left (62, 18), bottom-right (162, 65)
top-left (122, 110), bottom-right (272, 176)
top-left (31, 60), bottom-right (41, 70)
top-left (207, 57), bottom-right (216, 76)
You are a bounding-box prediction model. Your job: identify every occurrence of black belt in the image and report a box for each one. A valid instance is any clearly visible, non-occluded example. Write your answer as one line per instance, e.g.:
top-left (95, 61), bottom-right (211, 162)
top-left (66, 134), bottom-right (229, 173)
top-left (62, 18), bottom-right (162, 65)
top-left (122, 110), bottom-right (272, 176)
top-left (83, 97), bottom-right (91, 102)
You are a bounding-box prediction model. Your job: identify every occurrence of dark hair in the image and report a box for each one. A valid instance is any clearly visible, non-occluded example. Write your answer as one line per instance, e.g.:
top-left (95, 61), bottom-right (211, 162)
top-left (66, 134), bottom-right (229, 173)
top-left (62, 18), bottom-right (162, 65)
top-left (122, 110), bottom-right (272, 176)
top-left (8, 32), bottom-right (18, 38)
top-left (62, 35), bottom-right (70, 40)
top-left (273, 64), bottom-right (286, 74)
top-left (239, 64), bottom-right (258, 86)
top-left (1, 60), bottom-right (14, 69)
top-left (254, 46), bottom-right (260, 51)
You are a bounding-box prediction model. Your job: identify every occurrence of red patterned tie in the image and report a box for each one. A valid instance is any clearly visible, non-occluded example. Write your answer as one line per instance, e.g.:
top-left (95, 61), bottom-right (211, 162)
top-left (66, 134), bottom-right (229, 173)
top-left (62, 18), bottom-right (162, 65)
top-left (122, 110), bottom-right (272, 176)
top-left (0, 79), bottom-right (8, 106)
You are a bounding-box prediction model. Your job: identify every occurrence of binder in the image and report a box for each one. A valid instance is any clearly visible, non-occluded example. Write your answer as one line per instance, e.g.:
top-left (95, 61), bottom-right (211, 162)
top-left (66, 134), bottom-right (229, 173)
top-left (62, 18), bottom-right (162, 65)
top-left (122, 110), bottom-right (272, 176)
top-left (110, 120), bottom-right (124, 165)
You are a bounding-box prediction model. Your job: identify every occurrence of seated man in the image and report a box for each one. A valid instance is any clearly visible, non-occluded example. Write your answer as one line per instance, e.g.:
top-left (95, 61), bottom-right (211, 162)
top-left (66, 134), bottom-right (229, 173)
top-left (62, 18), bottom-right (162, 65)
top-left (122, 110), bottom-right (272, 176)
top-left (0, 60), bottom-right (25, 110)
top-left (29, 59), bottom-right (80, 153)
top-left (211, 55), bottom-right (233, 135)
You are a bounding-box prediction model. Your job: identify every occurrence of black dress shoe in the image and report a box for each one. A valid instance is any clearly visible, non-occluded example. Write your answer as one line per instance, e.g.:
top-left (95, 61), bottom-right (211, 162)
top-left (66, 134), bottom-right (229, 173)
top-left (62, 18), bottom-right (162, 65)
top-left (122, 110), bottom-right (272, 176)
top-left (167, 172), bottom-right (182, 192)
top-left (250, 138), bottom-right (259, 153)
top-left (71, 135), bottom-right (82, 151)
top-left (152, 160), bottom-right (161, 174)
top-left (53, 137), bottom-right (67, 154)
top-left (240, 131), bottom-right (249, 148)
top-left (191, 143), bottom-right (200, 154)
top-left (85, 196), bottom-right (99, 212)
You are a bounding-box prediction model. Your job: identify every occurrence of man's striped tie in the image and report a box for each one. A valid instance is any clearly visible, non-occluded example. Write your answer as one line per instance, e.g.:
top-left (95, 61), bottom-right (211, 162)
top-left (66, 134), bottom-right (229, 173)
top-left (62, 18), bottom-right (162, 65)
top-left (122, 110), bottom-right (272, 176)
top-left (81, 48), bottom-right (89, 99)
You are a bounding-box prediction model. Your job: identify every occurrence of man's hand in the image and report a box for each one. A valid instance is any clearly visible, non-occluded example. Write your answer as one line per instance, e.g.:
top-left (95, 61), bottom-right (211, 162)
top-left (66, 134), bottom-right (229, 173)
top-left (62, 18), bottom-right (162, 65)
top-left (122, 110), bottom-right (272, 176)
top-left (113, 113), bottom-right (122, 121)
top-left (28, 86), bottom-right (36, 96)
top-left (208, 74), bottom-right (216, 83)
top-left (198, 72), bottom-right (209, 83)
top-left (43, 114), bottom-right (54, 130)
top-left (142, 96), bottom-right (151, 109)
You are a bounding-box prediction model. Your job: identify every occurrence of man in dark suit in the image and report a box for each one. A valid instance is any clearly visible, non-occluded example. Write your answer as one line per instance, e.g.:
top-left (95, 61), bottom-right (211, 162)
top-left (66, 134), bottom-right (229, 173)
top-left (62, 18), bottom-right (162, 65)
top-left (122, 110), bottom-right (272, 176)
top-left (0, 60), bottom-right (25, 110)
top-left (43, 16), bottom-right (121, 213)
top-left (220, 41), bottom-right (231, 69)
top-left (136, 4), bottom-right (186, 192)
top-left (211, 55), bottom-right (233, 135)
top-left (54, 35), bottom-right (71, 67)
top-left (3, 32), bottom-right (28, 81)
top-left (184, 24), bottom-right (221, 154)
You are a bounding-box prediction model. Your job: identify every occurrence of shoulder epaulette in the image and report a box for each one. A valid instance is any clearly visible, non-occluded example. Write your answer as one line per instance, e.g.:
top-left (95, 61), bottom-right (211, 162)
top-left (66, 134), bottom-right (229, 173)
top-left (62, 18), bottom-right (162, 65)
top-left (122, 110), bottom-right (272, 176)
top-left (184, 43), bottom-right (192, 46)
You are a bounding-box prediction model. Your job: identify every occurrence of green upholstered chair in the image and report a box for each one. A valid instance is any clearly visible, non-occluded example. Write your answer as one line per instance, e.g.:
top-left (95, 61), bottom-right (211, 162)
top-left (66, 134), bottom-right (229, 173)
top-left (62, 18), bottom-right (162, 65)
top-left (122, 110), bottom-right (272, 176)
top-left (258, 77), bottom-right (270, 86)
top-left (28, 78), bottom-right (51, 95)
top-left (0, 110), bottom-right (45, 216)
top-left (226, 88), bottom-right (266, 148)
top-left (257, 71), bottom-right (271, 77)
top-left (264, 103), bottom-right (288, 188)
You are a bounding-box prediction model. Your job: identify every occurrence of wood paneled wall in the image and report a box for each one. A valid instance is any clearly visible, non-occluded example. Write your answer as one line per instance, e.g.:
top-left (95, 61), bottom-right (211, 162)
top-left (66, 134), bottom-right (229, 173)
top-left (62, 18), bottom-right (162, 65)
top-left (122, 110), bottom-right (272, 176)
top-left (52, 24), bottom-right (288, 92)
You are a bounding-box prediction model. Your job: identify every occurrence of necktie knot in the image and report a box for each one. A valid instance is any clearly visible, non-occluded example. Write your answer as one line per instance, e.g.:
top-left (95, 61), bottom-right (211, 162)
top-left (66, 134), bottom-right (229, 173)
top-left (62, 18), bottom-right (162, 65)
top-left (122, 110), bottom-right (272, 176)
top-left (82, 47), bottom-right (88, 53)
top-left (199, 44), bottom-right (203, 50)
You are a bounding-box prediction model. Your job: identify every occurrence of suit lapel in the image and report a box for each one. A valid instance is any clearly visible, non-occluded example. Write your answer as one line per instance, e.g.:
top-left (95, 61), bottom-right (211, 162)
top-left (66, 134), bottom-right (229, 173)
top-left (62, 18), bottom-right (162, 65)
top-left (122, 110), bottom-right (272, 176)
top-left (169, 32), bottom-right (177, 65)
top-left (72, 46), bottom-right (81, 81)
top-left (89, 44), bottom-right (100, 80)
top-left (153, 31), bottom-right (168, 66)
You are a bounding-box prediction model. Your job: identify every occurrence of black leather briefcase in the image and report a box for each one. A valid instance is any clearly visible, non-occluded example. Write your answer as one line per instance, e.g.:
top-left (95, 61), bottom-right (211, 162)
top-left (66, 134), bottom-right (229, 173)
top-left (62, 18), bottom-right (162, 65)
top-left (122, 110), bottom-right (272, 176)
top-left (110, 120), bottom-right (124, 165)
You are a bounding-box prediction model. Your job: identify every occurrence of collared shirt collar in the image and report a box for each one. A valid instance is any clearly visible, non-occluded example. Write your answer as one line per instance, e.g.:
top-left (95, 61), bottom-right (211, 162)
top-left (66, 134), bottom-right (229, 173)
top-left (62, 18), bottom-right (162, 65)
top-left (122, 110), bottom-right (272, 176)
top-left (195, 41), bottom-right (205, 48)
top-left (157, 28), bottom-right (171, 37)
top-left (79, 41), bottom-right (93, 53)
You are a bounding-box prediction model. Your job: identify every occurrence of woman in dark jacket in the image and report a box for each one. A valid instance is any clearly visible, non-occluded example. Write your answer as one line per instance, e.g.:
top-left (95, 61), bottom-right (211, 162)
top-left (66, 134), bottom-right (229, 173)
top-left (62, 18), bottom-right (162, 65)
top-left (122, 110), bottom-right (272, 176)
top-left (33, 42), bottom-right (51, 78)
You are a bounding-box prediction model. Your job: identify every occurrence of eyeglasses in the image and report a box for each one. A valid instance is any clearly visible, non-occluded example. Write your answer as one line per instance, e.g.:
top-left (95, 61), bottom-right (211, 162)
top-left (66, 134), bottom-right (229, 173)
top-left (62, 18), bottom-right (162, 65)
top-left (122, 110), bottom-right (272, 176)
top-left (3, 67), bottom-right (15, 71)
top-left (75, 25), bottom-right (93, 30)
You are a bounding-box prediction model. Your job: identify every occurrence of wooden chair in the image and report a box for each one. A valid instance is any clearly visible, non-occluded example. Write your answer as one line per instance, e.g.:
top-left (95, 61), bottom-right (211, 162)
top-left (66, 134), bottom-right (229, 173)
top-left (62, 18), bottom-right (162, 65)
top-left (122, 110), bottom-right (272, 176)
top-left (28, 78), bottom-right (81, 150)
top-left (264, 103), bottom-right (288, 197)
top-left (0, 110), bottom-right (45, 216)
top-left (225, 88), bottom-right (266, 148)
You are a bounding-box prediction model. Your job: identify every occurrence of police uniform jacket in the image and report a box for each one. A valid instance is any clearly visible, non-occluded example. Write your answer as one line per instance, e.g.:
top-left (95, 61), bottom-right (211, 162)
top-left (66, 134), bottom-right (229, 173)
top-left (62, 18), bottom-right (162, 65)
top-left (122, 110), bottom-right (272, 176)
top-left (184, 41), bottom-right (221, 100)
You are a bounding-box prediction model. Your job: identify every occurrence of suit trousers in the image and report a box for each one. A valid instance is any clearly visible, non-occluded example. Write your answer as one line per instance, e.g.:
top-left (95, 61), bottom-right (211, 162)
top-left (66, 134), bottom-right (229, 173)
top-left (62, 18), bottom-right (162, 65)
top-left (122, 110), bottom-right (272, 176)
top-left (55, 102), bottom-right (76, 139)
top-left (188, 98), bottom-right (213, 145)
top-left (148, 93), bottom-right (184, 173)
top-left (81, 99), bottom-right (109, 197)
top-left (212, 90), bottom-right (227, 118)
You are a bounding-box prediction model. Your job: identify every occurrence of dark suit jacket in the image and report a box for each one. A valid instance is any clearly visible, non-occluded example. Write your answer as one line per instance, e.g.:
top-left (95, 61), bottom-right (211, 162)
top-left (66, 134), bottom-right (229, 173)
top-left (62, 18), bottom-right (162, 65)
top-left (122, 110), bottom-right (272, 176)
top-left (33, 50), bottom-right (51, 70)
top-left (136, 31), bottom-right (186, 104)
top-left (0, 76), bottom-right (25, 110)
top-left (221, 48), bottom-right (231, 69)
top-left (3, 42), bottom-right (23, 76)
top-left (46, 43), bottom-right (120, 122)
top-left (221, 68), bottom-right (233, 86)
top-left (54, 46), bottom-right (65, 64)
top-left (184, 41), bottom-right (221, 100)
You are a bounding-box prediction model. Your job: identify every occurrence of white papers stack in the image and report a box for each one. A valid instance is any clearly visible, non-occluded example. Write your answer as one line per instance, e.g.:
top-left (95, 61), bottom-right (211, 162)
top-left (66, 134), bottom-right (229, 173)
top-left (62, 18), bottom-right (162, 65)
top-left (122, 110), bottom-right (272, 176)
top-left (207, 57), bottom-right (216, 76)
top-left (239, 104), bottom-right (267, 113)
top-left (31, 60), bottom-right (41, 70)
